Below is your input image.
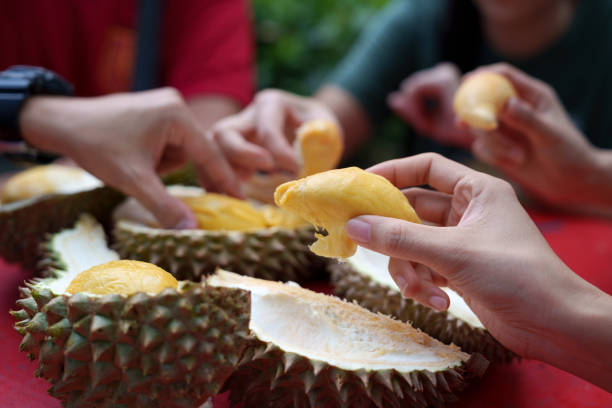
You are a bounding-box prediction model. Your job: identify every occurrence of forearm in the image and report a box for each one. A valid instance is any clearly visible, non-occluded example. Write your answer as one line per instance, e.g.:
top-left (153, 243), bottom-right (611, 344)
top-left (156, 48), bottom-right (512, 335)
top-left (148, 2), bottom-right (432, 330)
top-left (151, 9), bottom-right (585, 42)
top-left (315, 85), bottom-right (371, 157)
top-left (187, 95), bottom-right (241, 132)
top-left (537, 276), bottom-right (612, 391)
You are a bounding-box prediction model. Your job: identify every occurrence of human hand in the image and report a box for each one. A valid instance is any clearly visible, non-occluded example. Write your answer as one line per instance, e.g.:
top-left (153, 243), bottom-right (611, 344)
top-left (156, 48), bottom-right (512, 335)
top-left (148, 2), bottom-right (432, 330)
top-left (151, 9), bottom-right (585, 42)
top-left (20, 88), bottom-right (243, 229)
top-left (344, 153), bottom-right (602, 361)
top-left (209, 89), bottom-right (341, 176)
top-left (388, 63), bottom-right (473, 148)
top-left (464, 63), bottom-right (612, 211)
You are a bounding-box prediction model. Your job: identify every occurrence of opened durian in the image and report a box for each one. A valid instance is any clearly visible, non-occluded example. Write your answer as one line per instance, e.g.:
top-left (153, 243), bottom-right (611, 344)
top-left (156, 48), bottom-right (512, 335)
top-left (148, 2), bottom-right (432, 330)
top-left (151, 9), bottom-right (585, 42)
top-left (453, 72), bottom-right (516, 130)
top-left (13, 215), bottom-right (487, 407)
top-left (274, 167), bottom-right (420, 259)
top-left (113, 186), bottom-right (322, 283)
top-left (330, 246), bottom-right (516, 363)
top-left (12, 215), bottom-right (252, 407)
top-left (0, 164), bottom-right (122, 269)
top-left (244, 119), bottom-right (343, 204)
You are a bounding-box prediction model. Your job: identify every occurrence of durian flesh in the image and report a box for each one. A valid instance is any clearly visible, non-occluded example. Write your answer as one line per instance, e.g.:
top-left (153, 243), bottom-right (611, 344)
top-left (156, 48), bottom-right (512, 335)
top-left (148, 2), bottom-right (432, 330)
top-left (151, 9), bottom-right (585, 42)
top-left (453, 72), bottom-right (517, 130)
top-left (274, 167), bottom-right (420, 259)
top-left (0, 164), bottom-right (102, 205)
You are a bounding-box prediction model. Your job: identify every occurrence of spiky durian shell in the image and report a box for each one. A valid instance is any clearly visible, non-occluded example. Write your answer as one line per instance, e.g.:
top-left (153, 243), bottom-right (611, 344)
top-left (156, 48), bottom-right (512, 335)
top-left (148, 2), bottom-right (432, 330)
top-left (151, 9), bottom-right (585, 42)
top-left (11, 281), bottom-right (251, 408)
top-left (0, 187), bottom-right (123, 271)
top-left (113, 221), bottom-right (326, 283)
top-left (222, 338), bottom-right (488, 408)
top-left (329, 262), bottom-right (516, 364)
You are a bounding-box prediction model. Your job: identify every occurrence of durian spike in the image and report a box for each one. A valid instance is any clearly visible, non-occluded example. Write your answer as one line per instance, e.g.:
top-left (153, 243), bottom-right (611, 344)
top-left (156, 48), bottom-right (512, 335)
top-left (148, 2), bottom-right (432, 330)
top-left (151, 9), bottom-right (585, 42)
top-left (453, 72), bottom-right (517, 130)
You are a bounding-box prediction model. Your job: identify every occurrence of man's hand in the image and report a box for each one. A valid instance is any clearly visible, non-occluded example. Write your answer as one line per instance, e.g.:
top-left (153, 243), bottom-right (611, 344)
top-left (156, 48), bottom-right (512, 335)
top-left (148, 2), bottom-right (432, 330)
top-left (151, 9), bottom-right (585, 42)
top-left (465, 63), bottom-right (612, 212)
top-left (20, 88), bottom-right (243, 229)
top-left (388, 63), bottom-right (473, 148)
top-left (209, 89), bottom-right (342, 177)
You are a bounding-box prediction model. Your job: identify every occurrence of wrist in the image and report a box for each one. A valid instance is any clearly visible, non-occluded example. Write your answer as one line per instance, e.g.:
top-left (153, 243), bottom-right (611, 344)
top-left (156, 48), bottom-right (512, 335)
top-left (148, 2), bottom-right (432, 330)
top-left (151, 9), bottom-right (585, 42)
top-left (19, 95), bottom-right (77, 155)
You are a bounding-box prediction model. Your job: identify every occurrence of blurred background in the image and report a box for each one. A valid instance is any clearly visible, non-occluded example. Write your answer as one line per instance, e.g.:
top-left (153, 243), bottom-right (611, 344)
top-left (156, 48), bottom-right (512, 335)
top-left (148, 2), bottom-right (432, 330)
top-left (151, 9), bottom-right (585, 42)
top-left (253, 0), bottom-right (405, 168)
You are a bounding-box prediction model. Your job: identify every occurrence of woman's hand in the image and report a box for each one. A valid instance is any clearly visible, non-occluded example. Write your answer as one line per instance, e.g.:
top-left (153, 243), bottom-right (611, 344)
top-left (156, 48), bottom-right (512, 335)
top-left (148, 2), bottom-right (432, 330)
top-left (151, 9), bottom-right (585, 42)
top-left (208, 89), bottom-right (341, 176)
top-left (388, 63), bottom-right (473, 148)
top-left (20, 88), bottom-right (243, 229)
top-left (465, 63), bottom-right (612, 213)
top-left (344, 154), bottom-right (612, 384)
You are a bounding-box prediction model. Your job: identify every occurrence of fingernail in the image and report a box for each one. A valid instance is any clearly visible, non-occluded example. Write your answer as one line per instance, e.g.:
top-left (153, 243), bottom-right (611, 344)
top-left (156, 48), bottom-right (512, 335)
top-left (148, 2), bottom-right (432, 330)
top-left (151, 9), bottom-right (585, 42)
top-left (429, 295), bottom-right (448, 311)
top-left (345, 219), bottom-right (371, 243)
top-left (175, 217), bottom-right (197, 230)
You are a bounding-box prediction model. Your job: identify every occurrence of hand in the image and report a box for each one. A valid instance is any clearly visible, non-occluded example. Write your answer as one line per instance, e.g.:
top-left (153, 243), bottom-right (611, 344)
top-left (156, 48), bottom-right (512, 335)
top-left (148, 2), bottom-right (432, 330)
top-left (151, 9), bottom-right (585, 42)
top-left (20, 88), bottom-right (243, 229)
top-left (465, 63), bottom-right (612, 211)
top-left (388, 63), bottom-right (473, 148)
top-left (209, 89), bottom-right (341, 176)
top-left (344, 153), bottom-right (608, 367)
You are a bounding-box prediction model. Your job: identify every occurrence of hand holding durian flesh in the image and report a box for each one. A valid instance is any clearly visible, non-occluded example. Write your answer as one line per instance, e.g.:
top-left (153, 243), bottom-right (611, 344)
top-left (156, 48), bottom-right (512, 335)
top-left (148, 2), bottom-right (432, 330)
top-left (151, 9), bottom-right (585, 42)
top-left (274, 167), bottom-right (420, 259)
top-left (453, 72), bottom-right (517, 131)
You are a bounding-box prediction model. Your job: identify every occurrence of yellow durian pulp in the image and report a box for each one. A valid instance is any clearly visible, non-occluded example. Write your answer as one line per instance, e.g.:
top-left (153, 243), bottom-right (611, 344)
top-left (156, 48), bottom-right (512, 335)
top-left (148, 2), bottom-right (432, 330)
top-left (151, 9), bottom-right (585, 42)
top-left (274, 167), bottom-right (420, 259)
top-left (66, 260), bottom-right (178, 295)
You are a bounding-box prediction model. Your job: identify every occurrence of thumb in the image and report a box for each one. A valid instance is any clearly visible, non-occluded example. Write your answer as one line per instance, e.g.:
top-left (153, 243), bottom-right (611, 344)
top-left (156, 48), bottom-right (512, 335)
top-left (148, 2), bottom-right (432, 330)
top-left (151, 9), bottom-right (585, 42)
top-left (345, 215), bottom-right (454, 271)
top-left (123, 167), bottom-right (197, 229)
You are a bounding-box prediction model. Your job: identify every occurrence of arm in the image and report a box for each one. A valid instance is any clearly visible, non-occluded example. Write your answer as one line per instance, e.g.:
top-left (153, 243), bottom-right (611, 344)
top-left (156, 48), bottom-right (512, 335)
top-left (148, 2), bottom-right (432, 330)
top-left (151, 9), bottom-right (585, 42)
top-left (19, 89), bottom-right (244, 228)
top-left (345, 153), bottom-right (612, 391)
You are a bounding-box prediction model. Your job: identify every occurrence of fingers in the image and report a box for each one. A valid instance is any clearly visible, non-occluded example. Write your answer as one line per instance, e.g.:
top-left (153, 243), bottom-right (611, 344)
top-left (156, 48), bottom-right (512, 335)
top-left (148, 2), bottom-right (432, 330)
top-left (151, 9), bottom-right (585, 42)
top-left (499, 97), bottom-right (555, 145)
top-left (470, 126), bottom-right (526, 167)
top-left (121, 165), bottom-right (198, 229)
top-left (185, 126), bottom-right (243, 198)
top-left (345, 214), bottom-right (453, 270)
top-left (388, 258), bottom-right (450, 311)
top-left (402, 187), bottom-right (456, 226)
top-left (367, 153), bottom-right (479, 194)
top-left (215, 129), bottom-right (274, 171)
top-left (254, 93), bottom-right (299, 173)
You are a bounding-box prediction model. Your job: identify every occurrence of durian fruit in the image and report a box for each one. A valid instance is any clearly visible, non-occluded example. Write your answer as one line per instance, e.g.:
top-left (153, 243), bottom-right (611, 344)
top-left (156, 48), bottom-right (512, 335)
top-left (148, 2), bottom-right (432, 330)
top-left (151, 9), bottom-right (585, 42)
top-left (295, 119), bottom-right (343, 178)
top-left (330, 246), bottom-right (516, 363)
top-left (453, 72), bottom-right (517, 130)
top-left (11, 215), bottom-right (252, 408)
top-left (274, 167), bottom-right (420, 259)
top-left (0, 164), bottom-right (123, 270)
top-left (113, 186), bottom-right (323, 283)
top-left (209, 270), bottom-right (489, 408)
top-left (244, 119), bottom-right (343, 204)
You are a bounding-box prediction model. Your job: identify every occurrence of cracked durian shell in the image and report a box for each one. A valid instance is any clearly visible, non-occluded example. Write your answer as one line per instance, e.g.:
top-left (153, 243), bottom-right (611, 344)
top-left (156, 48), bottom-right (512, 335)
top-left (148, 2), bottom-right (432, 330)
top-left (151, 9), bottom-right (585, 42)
top-left (113, 186), bottom-right (325, 283)
top-left (209, 271), bottom-right (488, 408)
top-left (0, 165), bottom-right (123, 270)
top-left (11, 214), bottom-right (252, 408)
top-left (330, 246), bottom-right (516, 364)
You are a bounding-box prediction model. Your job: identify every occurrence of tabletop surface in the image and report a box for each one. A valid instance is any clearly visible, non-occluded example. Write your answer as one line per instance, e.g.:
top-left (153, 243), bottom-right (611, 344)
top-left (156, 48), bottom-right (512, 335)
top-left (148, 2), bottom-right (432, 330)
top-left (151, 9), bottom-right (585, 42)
top-left (1, 210), bottom-right (611, 407)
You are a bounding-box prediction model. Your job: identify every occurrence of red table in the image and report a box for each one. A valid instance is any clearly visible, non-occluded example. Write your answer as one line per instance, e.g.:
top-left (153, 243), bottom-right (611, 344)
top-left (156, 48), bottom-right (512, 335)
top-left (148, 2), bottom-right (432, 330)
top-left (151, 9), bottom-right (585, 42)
top-left (1, 210), bottom-right (611, 407)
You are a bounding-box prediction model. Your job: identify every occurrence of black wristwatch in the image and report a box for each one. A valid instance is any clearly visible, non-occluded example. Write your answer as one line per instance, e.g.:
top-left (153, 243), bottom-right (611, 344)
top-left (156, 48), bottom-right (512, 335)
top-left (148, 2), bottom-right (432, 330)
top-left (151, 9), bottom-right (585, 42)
top-left (0, 65), bottom-right (74, 162)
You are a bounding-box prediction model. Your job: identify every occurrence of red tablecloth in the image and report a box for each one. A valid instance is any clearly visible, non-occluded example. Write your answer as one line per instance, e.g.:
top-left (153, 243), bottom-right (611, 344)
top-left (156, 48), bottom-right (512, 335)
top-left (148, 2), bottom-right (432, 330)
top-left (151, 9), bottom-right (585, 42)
top-left (1, 210), bottom-right (611, 407)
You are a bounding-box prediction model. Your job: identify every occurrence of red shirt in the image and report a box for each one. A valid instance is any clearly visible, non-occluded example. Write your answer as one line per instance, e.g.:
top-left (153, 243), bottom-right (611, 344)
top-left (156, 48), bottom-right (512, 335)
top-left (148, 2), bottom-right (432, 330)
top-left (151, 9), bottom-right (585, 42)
top-left (0, 0), bottom-right (254, 105)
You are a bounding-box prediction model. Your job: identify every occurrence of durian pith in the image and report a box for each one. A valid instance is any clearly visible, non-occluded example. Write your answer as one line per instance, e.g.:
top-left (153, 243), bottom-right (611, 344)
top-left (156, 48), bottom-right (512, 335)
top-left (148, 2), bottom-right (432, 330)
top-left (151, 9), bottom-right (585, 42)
top-left (208, 271), bottom-right (489, 408)
top-left (329, 247), bottom-right (516, 363)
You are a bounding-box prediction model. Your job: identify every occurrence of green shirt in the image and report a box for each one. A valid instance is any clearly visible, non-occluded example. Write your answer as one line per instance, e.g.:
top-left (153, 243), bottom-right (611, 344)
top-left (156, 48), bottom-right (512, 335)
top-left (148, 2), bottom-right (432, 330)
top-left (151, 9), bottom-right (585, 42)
top-left (330, 0), bottom-right (612, 149)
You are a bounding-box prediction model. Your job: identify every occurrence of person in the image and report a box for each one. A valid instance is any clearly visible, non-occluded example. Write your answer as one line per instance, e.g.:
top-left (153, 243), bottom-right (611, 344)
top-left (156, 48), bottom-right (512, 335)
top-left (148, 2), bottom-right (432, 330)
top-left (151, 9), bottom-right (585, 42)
top-left (0, 1), bottom-right (281, 229)
top-left (209, 0), bottom-right (612, 213)
top-left (343, 152), bottom-right (612, 392)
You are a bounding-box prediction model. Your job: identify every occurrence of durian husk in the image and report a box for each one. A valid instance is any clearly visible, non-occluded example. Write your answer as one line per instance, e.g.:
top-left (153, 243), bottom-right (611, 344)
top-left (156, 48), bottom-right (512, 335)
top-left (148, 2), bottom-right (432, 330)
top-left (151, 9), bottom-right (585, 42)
top-left (329, 261), bottom-right (517, 364)
top-left (113, 187), bottom-right (325, 283)
top-left (209, 272), bottom-right (489, 408)
top-left (113, 220), bottom-right (324, 283)
top-left (0, 186), bottom-right (123, 270)
top-left (11, 216), bottom-right (252, 408)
